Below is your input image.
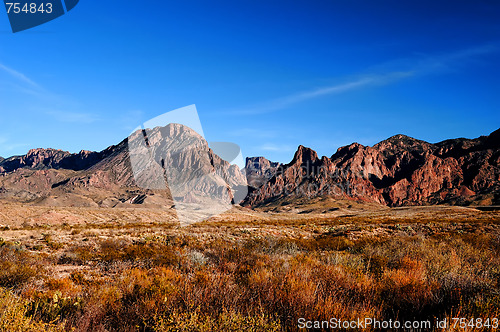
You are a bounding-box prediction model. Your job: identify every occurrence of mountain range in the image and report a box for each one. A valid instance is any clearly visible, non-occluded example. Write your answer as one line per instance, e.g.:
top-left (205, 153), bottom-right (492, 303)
top-left (0, 125), bottom-right (498, 209)
top-left (245, 128), bottom-right (500, 207)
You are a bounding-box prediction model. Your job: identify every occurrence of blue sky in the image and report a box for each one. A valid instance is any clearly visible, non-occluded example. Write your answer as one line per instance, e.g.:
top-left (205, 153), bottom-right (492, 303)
top-left (0, 0), bottom-right (499, 163)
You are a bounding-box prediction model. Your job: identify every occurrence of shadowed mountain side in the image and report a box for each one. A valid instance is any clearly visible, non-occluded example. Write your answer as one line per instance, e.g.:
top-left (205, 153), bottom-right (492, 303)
top-left (0, 124), bottom-right (247, 208)
top-left (244, 128), bottom-right (500, 207)
top-left (0, 127), bottom-right (498, 209)
top-left (244, 156), bottom-right (281, 188)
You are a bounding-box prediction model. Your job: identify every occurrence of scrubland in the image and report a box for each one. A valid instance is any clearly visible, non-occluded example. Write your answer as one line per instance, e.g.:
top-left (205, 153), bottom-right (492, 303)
top-left (0, 203), bottom-right (499, 331)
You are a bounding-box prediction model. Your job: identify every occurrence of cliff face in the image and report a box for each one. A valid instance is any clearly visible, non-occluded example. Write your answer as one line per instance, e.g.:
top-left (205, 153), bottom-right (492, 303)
top-left (1, 127), bottom-right (498, 208)
top-left (0, 124), bottom-right (248, 207)
top-left (244, 129), bottom-right (500, 207)
top-left (245, 157), bottom-right (281, 188)
top-left (0, 148), bottom-right (108, 173)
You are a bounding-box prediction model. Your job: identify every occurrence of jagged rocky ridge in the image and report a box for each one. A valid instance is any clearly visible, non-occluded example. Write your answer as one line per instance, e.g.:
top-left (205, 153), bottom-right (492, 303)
top-left (0, 124), bottom-right (246, 207)
top-left (0, 127), bottom-right (498, 208)
top-left (244, 128), bottom-right (500, 207)
top-left (245, 157), bottom-right (281, 188)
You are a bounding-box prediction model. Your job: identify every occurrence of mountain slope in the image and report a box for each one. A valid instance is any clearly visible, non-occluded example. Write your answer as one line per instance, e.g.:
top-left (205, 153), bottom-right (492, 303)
top-left (0, 124), bottom-right (247, 208)
top-left (1, 127), bottom-right (498, 208)
top-left (245, 156), bottom-right (281, 188)
top-left (244, 128), bottom-right (500, 207)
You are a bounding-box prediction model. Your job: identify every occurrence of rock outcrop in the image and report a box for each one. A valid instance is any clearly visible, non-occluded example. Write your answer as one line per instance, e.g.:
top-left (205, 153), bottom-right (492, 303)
top-left (244, 157), bottom-right (281, 188)
top-left (1, 127), bottom-right (498, 208)
top-left (0, 148), bottom-right (107, 173)
top-left (0, 124), bottom-right (248, 207)
top-left (244, 129), bottom-right (500, 207)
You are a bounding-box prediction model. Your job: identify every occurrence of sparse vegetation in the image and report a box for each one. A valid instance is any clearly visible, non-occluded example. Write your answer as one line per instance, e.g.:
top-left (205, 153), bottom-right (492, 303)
top-left (0, 204), bottom-right (499, 331)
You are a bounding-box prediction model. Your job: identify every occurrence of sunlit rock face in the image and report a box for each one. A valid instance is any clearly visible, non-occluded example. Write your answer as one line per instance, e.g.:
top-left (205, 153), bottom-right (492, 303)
top-left (244, 129), bottom-right (500, 207)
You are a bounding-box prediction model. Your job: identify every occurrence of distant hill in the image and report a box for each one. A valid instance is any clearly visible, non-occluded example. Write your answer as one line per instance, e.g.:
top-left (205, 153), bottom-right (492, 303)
top-left (0, 127), bottom-right (498, 208)
top-left (0, 124), bottom-right (246, 208)
top-left (244, 128), bottom-right (500, 207)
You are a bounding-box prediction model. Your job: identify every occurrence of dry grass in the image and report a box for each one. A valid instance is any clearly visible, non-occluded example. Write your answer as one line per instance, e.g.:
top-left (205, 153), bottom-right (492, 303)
top-left (0, 203), bottom-right (499, 331)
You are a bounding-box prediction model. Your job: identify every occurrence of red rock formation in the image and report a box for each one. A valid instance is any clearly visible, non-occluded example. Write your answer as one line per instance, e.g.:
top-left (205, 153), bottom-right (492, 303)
top-left (1, 126), bottom-right (498, 208)
top-left (245, 156), bottom-right (281, 188)
top-left (245, 129), bottom-right (500, 207)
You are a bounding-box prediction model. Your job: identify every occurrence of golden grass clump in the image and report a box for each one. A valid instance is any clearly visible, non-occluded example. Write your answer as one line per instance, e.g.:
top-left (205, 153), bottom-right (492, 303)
top-left (1, 217), bottom-right (500, 331)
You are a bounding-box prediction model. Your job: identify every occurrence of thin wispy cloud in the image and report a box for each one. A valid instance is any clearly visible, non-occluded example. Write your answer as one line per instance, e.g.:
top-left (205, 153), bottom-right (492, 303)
top-left (229, 71), bottom-right (413, 115)
top-left (377, 43), bottom-right (499, 76)
top-left (0, 136), bottom-right (29, 155)
top-left (228, 43), bottom-right (498, 116)
top-left (0, 63), bottom-right (40, 88)
top-left (0, 62), bottom-right (53, 100)
top-left (281, 71), bottom-right (412, 105)
top-left (0, 61), bottom-right (101, 126)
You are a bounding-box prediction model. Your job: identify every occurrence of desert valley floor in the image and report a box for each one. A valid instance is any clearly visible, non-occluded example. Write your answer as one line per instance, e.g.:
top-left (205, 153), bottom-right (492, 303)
top-left (1, 200), bottom-right (500, 331)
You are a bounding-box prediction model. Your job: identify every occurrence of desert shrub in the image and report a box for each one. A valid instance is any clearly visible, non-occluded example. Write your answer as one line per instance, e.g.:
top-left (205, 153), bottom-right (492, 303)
top-left (0, 246), bottom-right (43, 288)
top-left (58, 245), bottom-right (96, 265)
top-left (70, 271), bottom-right (93, 286)
top-left (125, 243), bottom-right (181, 267)
top-left (97, 239), bottom-right (181, 268)
top-left (67, 267), bottom-right (183, 331)
top-left (0, 288), bottom-right (64, 332)
top-left (44, 233), bottom-right (500, 330)
top-left (348, 234), bottom-right (500, 322)
top-left (46, 277), bottom-right (82, 295)
top-left (42, 234), bottom-right (64, 250)
top-left (4, 220), bottom-right (500, 331)
top-left (153, 309), bottom-right (281, 332)
top-left (378, 256), bottom-right (437, 319)
top-left (28, 290), bottom-right (83, 325)
top-left (295, 235), bottom-right (354, 251)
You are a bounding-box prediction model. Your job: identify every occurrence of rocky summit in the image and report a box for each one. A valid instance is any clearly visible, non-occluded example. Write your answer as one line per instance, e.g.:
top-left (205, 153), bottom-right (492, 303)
top-left (0, 127), bottom-right (498, 208)
top-left (0, 124), bottom-right (246, 208)
top-left (244, 128), bottom-right (500, 207)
